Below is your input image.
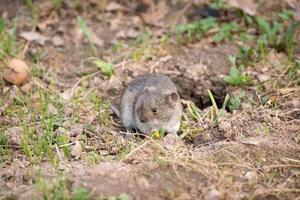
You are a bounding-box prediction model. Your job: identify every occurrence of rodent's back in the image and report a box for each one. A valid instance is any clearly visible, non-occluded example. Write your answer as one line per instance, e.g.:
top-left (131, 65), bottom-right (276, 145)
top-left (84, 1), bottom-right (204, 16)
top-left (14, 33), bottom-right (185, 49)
top-left (126, 74), bottom-right (177, 92)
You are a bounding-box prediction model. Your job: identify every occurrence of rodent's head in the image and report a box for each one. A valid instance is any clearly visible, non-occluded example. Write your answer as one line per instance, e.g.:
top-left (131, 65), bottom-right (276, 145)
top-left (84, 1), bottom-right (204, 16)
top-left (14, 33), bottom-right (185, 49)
top-left (135, 87), bottom-right (180, 134)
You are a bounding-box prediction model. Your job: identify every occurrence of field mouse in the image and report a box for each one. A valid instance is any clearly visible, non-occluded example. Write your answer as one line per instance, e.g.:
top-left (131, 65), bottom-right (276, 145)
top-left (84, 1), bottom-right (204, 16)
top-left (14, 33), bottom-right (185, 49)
top-left (120, 74), bottom-right (182, 135)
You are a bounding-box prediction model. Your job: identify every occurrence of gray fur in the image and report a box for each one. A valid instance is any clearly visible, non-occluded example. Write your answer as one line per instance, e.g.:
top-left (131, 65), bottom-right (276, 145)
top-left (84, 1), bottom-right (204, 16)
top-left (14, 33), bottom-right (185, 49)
top-left (120, 74), bottom-right (182, 135)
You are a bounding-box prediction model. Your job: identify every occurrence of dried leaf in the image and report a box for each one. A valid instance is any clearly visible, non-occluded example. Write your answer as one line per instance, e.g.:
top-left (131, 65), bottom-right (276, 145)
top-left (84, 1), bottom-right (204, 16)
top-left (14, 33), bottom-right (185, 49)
top-left (141, 1), bottom-right (169, 26)
top-left (106, 2), bottom-right (129, 12)
top-left (20, 31), bottom-right (48, 45)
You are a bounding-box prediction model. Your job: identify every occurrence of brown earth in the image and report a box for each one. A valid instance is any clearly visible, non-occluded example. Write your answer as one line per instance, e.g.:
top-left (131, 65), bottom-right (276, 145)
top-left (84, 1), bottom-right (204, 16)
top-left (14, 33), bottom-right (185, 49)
top-left (0, 0), bottom-right (300, 200)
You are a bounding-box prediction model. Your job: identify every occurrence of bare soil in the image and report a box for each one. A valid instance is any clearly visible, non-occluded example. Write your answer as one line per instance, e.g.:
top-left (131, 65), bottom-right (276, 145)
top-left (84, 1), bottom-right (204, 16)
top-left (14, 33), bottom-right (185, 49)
top-left (0, 0), bottom-right (299, 200)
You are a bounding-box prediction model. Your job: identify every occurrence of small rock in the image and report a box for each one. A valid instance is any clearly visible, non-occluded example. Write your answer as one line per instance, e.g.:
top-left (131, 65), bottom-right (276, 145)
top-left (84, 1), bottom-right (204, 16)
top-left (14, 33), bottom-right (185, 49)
top-left (162, 133), bottom-right (181, 150)
top-left (136, 176), bottom-right (150, 188)
top-left (257, 74), bottom-right (270, 82)
top-left (204, 188), bottom-right (222, 200)
top-left (218, 121), bottom-right (231, 132)
top-left (116, 28), bottom-right (139, 39)
top-left (51, 35), bottom-right (64, 46)
top-left (71, 141), bottom-right (82, 159)
top-left (5, 126), bottom-right (22, 145)
top-left (69, 124), bottom-right (83, 137)
top-left (244, 170), bottom-right (257, 182)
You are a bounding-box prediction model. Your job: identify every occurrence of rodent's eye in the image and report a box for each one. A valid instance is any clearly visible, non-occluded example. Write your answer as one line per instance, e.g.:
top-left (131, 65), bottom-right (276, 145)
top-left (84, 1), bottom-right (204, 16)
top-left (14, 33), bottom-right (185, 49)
top-left (152, 108), bottom-right (158, 113)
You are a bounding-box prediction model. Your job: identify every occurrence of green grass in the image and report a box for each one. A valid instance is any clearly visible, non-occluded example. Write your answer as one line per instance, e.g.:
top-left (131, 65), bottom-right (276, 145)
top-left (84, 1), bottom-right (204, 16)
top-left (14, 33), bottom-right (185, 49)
top-left (224, 67), bottom-right (252, 86)
top-left (76, 16), bottom-right (98, 56)
top-left (213, 22), bottom-right (239, 42)
top-left (174, 17), bottom-right (217, 41)
top-left (93, 59), bottom-right (114, 78)
top-left (0, 18), bottom-right (19, 61)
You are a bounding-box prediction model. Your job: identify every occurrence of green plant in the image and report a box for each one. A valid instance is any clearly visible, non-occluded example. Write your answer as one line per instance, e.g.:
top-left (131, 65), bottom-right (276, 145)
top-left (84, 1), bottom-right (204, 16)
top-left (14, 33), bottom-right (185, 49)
top-left (256, 17), bottom-right (282, 54)
top-left (77, 16), bottom-right (98, 55)
top-left (0, 18), bottom-right (18, 60)
top-left (187, 102), bottom-right (201, 120)
top-left (224, 67), bottom-right (252, 86)
top-left (85, 151), bottom-right (100, 165)
top-left (36, 177), bottom-right (70, 200)
top-left (108, 193), bottom-right (132, 200)
top-left (207, 89), bottom-right (229, 124)
top-left (213, 22), bottom-right (239, 42)
top-left (0, 132), bottom-right (9, 157)
top-left (174, 17), bottom-right (217, 39)
top-left (72, 188), bottom-right (92, 200)
top-left (52, 0), bottom-right (63, 9)
top-left (282, 21), bottom-right (300, 60)
top-left (228, 91), bottom-right (245, 111)
top-left (209, 0), bottom-right (227, 10)
top-left (93, 59), bottom-right (114, 78)
top-left (277, 10), bottom-right (294, 21)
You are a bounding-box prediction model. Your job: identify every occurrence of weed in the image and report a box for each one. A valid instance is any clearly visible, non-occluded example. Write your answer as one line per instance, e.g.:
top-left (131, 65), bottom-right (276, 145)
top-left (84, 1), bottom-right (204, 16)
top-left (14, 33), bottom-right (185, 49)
top-left (256, 16), bottom-right (282, 54)
top-left (36, 176), bottom-right (70, 200)
top-left (0, 18), bottom-right (19, 61)
top-left (111, 41), bottom-right (124, 52)
top-left (224, 55), bottom-right (252, 86)
top-left (238, 45), bottom-right (255, 64)
top-left (224, 67), bottom-right (252, 86)
top-left (77, 16), bottom-right (98, 56)
top-left (277, 10), bottom-right (294, 21)
top-left (93, 59), bottom-right (114, 78)
top-left (52, 0), bottom-right (63, 9)
top-left (207, 89), bottom-right (229, 124)
top-left (228, 91), bottom-right (245, 111)
top-left (187, 102), bottom-right (201, 121)
top-left (25, 0), bottom-right (38, 26)
top-left (129, 33), bottom-right (151, 62)
top-left (213, 22), bottom-right (239, 42)
top-left (174, 17), bottom-right (217, 40)
top-left (209, 0), bottom-right (227, 10)
top-left (85, 151), bottom-right (100, 165)
top-left (282, 21), bottom-right (299, 60)
top-left (0, 132), bottom-right (9, 158)
top-left (108, 193), bottom-right (132, 200)
top-left (72, 187), bottom-right (92, 200)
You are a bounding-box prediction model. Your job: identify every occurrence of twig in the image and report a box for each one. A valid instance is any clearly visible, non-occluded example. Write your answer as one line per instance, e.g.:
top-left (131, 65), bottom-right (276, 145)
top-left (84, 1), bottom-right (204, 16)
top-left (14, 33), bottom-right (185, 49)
top-left (55, 143), bottom-right (70, 167)
top-left (121, 141), bottom-right (148, 162)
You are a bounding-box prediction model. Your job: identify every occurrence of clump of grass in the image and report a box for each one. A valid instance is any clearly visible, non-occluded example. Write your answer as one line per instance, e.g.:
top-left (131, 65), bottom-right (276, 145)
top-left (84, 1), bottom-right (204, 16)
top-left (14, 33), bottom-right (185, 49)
top-left (0, 132), bottom-right (10, 159)
top-left (224, 67), bottom-right (252, 86)
top-left (93, 59), bottom-right (114, 78)
top-left (207, 89), bottom-right (229, 124)
top-left (187, 102), bottom-right (201, 121)
top-left (35, 176), bottom-right (93, 200)
top-left (77, 16), bottom-right (98, 56)
top-left (224, 55), bottom-right (252, 86)
top-left (174, 17), bottom-right (217, 41)
top-left (228, 91), bottom-right (245, 111)
top-left (0, 18), bottom-right (19, 61)
top-left (213, 22), bottom-right (239, 42)
top-left (52, 0), bottom-right (63, 9)
top-left (19, 90), bottom-right (70, 164)
top-left (72, 188), bottom-right (92, 200)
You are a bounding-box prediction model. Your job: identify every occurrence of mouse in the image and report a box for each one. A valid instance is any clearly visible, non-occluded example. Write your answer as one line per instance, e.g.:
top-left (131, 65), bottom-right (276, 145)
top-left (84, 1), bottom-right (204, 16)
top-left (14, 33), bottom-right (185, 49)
top-left (120, 73), bottom-right (182, 135)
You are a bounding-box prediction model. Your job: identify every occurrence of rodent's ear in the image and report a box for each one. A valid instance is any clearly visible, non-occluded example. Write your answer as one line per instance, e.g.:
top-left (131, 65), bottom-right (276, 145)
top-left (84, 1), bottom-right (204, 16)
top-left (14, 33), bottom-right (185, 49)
top-left (165, 92), bottom-right (178, 106)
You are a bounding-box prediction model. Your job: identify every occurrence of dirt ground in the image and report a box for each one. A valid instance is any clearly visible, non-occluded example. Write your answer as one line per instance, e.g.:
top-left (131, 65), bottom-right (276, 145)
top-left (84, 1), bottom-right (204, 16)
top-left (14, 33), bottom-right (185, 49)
top-left (0, 0), bottom-right (300, 200)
